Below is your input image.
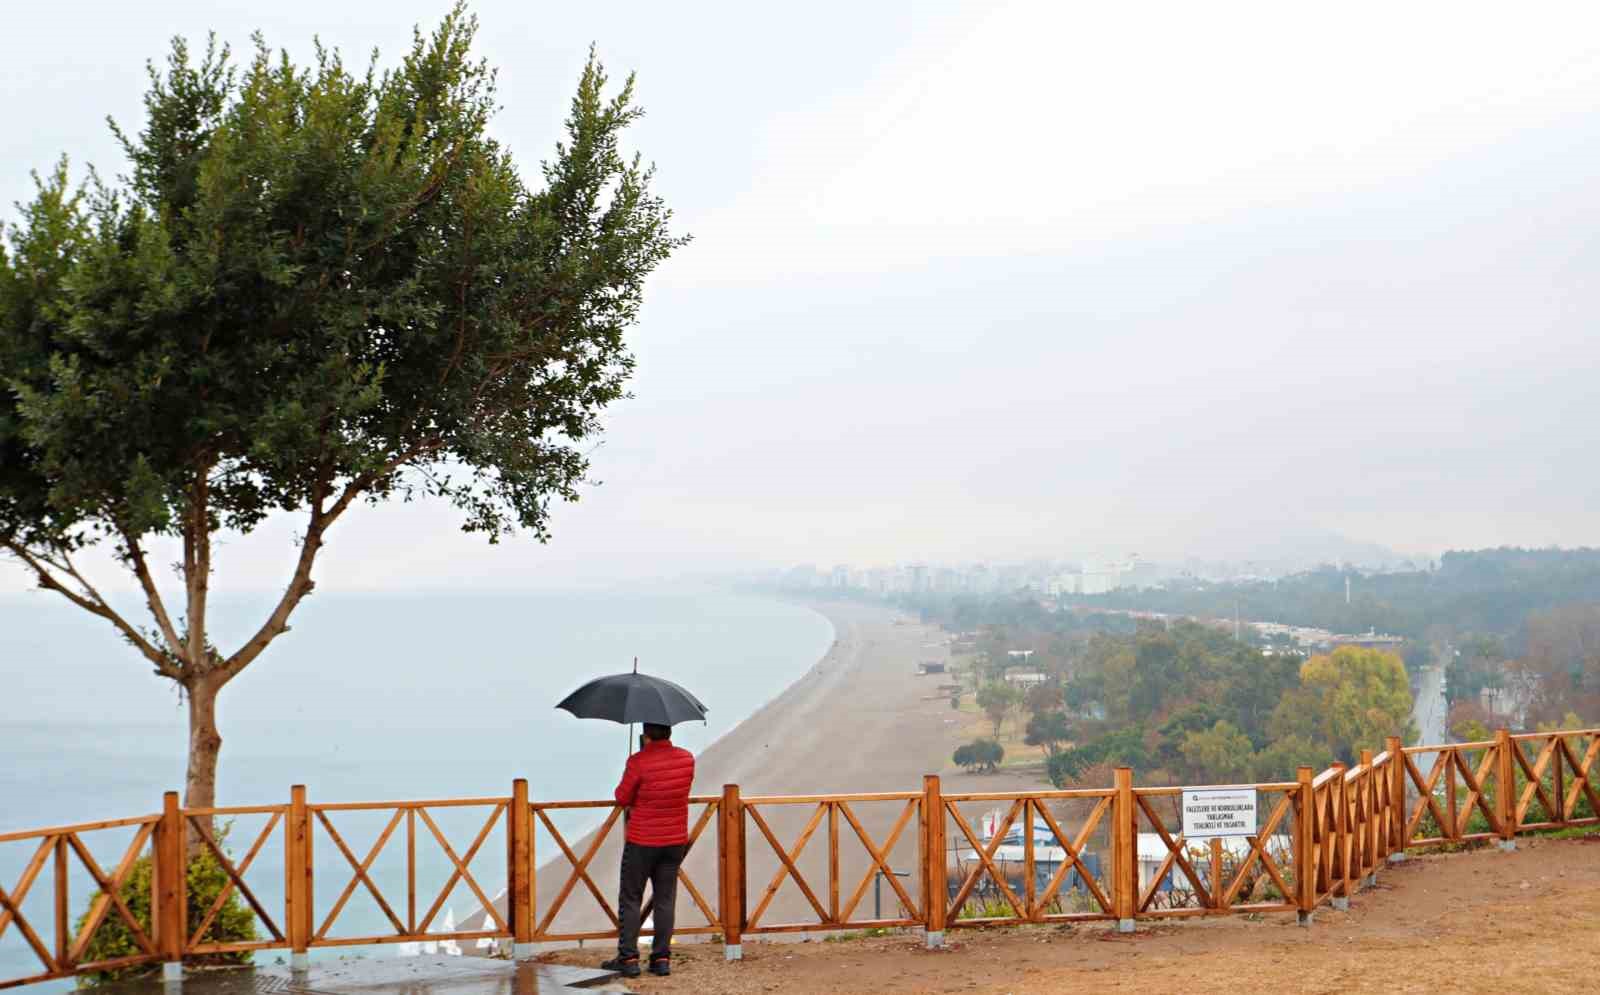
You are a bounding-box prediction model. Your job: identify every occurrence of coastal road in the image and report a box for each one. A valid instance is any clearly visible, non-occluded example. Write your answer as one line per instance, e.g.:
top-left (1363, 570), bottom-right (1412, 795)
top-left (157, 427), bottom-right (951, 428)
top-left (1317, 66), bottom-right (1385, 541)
top-left (1407, 654), bottom-right (1449, 788)
top-left (1413, 661), bottom-right (1447, 746)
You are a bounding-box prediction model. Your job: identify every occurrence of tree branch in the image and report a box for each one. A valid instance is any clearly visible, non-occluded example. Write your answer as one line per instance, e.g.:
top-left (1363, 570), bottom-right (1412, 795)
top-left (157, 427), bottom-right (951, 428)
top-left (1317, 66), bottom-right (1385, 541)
top-left (116, 525), bottom-right (185, 661)
top-left (1, 540), bottom-right (182, 679)
top-left (219, 441), bottom-right (446, 681)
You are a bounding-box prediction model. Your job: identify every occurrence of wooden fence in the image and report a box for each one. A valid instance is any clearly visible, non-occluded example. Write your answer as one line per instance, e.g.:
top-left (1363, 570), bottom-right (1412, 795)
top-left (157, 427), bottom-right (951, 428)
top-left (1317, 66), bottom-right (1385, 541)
top-left (2, 726), bottom-right (1596, 988)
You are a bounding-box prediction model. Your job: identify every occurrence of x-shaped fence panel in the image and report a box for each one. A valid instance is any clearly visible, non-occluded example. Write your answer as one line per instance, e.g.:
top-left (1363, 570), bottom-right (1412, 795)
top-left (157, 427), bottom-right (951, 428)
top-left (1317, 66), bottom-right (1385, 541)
top-left (532, 798), bottom-right (721, 942)
top-left (742, 793), bottom-right (923, 934)
top-left (1511, 732), bottom-right (1600, 828)
top-left (1403, 744), bottom-right (1501, 844)
top-left (182, 807), bottom-right (286, 954)
top-left (942, 789), bottom-right (1114, 926)
top-left (1133, 788), bottom-right (1296, 916)
top-left (310, 799), bottom-right (507, 947)
top-left (0, 816), bottom-right (159, 987)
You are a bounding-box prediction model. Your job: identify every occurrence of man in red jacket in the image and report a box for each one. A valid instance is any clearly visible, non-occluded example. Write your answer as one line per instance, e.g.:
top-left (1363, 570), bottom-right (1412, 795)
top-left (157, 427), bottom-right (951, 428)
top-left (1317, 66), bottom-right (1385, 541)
top-left (602, 722), bottom-right (695, 978)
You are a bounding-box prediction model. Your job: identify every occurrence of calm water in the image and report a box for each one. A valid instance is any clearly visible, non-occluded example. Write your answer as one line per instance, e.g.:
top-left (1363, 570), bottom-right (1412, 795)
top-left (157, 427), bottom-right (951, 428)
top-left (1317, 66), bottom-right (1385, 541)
top-left (0, 588), bottom-right (833, 986)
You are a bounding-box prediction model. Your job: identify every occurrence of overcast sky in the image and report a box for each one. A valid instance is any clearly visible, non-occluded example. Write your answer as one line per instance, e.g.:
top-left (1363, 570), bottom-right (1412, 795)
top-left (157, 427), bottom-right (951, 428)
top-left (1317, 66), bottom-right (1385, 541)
top-left (3, 0), bottom-right (1599, 593)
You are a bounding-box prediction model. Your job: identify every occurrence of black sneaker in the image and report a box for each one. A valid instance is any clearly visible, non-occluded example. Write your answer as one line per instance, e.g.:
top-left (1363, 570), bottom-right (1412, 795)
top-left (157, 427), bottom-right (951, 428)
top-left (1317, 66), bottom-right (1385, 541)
top-left (601, 956), bottom-right (641, 978)
top-left (648, 956), bottom-right (671, 977)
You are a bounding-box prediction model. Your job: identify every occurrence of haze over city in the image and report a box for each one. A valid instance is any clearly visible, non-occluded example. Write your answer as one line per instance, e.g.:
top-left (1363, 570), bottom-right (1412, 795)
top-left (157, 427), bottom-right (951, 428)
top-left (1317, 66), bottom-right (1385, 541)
top-left (5, 0), bottom-right (1599, 595)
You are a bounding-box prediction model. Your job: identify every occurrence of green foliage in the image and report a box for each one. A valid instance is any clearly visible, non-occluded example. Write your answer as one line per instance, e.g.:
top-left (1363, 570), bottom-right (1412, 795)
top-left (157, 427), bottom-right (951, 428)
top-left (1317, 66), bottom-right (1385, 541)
top-left (1022, 680), bottom-right (1062, 717)
top-left (1024, 711), bottom-right (1072, 755)
top-left (955, 893), bottom-right (1019, 920)
top-left (1249, 734), bottom-right (1334, 781)
top-left (1047, 726), bottom-right (1149, 785)
top-left (1451, 717), bottom-right (1491, 742)
top-left (953, 738), bottom-right (1004, 773)
top-left (1300, 646), bottom-right (1416, 760)
top-left (0, 6), bottom-right (684, 803)
top-left (1536, 711), bottom-right (1585, 733)
top-left (976, 681), bottom-right (1023, 736)
top-left (76, 845), bottom-right (256, 985)
top-left (1155, 703), bottom-right (1221, 771)
top-left (1179, 721), bottom-right (1253, 783)
top-left (1061, 549), bottom-right (1600, 641)
top-left (3, 7), bottom-right (682, 549)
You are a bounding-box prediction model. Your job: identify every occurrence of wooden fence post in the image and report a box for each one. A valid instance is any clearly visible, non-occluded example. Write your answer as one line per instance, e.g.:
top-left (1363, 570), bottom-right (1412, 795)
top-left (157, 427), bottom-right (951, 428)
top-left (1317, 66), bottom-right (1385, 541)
top-left (286, 785), bottom-right (311, 970)
top-left (1359, 750), bottom-right (1376, 886)
top-left (922, 775), bottom-right (946, 948)
top-left (1331, 763), bottom-right (1350, 910)
top-left (1496, 729), bottom-right (1517, 850)
top-left (1446, 749), bottom-right (1459, 843)
top-left (156, 791), bottom-right (185, 981)
top-left (1113, 767), bottom-right (1136, 932)
top-left (509, 779), bottom-right (534, 958)
top-left (1553, 733), bottom-right (1567, 825)
top-left (1295, 767), bottom-right (1315, 926)
top-left (1386, 737), bottom-right (1406, 862)
top-left (719, 784), bottom-right (744, 961)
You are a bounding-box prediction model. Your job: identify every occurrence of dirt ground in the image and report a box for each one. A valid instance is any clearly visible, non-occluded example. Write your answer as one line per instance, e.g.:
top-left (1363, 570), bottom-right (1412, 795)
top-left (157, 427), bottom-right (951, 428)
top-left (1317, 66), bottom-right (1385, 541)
top-left (545, 835), bottom-right (1600, 994)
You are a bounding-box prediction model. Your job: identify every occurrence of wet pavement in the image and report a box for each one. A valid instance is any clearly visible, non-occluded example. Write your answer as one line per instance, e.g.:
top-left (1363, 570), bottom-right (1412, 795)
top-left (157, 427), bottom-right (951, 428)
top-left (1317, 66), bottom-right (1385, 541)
top-left (96, 957), bottom-right (624, 995)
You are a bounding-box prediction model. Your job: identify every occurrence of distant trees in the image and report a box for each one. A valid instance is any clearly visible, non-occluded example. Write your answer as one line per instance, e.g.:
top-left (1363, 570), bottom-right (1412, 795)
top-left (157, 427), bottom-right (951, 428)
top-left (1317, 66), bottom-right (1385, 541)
top-left (1249, 735), bottom-right (1334, 781)
top-left (958, 614), bottom-right (1428, 786)
top-left (1024, 711), bottom-right (1072, 756)
top-left (976, 681), bottom-right (1023, 736)
top-left (1296, 646), bottom-right (1416, 759)
top-left (1179, 721), bottom-right (1253, 784)
top-left (1058, 548), bottom-right (1600, 643)
top-left (1023, 681), bottom-right (1062, 717)
top-left (953, 739), bottom-right (1005, 773)
top-left (1513, 604), bottom-right (1600, 726)
top-left (1446, 635), bottom-right (1505, 707)
top-left (1045, 727), bottom-right (1150, 787)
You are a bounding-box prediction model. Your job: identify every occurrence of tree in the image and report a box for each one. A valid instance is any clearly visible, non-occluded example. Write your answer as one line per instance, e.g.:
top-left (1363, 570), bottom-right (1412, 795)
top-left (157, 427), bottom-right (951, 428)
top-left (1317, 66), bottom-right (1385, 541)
top-left (1178, 720), bottom-right (1253, 784)
top-left (1023, 680), bottom-right (1062, 718)
top-left (1299, 647), bottom-right (1417, 760)
top-left (1155, 703), bottom-right (1220, 772)
top-left (0, 7), bottom-right (682, 809)
top-left (1047, 725), bottom-right (1151, 784)
top-left (1250, 735), bottom-right (1333, 782)
top-left (976, 681), bottom-right (1023, 736)
top-left (953, 738), bottom-right (1004, 773)
top-left (1024, 711), bottom-right (1072, 756)
top-left (1515, 604), bottom-right (1600, 726)
top-left (1446, 635), bottom-right (1504, 707)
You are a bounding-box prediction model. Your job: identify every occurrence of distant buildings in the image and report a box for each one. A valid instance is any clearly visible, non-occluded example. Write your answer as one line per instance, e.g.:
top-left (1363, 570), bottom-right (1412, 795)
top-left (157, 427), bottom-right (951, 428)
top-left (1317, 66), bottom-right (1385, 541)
top-left (1002, 671), bottom-right (1049, 689)
top-left (767, 556), bottom-right (1162, 598)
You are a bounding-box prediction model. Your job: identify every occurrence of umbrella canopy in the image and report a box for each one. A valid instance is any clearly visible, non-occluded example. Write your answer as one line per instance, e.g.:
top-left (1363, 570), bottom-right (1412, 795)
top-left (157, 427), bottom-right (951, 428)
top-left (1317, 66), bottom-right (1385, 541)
top-left (555, 670), bottom-right (709, 726)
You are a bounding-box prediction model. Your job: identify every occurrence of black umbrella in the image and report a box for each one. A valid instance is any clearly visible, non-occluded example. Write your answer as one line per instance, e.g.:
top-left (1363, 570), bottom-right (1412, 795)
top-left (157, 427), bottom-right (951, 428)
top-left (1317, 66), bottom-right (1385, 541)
top-left (556, 659), bottom-right (709, 728)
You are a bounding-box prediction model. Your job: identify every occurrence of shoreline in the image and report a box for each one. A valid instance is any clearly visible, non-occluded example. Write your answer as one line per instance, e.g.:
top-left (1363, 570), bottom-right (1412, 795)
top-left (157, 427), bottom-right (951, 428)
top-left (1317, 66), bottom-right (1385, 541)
top-left (473, 595), bottom-right (1040, 944)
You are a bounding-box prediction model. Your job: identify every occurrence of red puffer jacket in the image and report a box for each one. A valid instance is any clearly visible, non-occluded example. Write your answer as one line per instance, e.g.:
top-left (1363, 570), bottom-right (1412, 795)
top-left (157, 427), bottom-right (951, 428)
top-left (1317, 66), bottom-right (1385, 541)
top-left (614, 739), bottom-right (696, 846)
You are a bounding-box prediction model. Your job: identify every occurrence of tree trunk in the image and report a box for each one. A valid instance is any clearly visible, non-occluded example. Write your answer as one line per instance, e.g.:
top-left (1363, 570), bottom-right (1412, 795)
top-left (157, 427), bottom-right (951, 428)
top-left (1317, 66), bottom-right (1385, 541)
top-left (185, 673), bottom-right (227, 813)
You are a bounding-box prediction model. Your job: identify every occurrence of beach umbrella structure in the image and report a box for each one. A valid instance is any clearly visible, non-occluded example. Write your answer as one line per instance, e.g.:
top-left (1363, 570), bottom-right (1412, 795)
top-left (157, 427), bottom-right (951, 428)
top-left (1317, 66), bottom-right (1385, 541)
top-left (556, 659), bottom-right (709, 756)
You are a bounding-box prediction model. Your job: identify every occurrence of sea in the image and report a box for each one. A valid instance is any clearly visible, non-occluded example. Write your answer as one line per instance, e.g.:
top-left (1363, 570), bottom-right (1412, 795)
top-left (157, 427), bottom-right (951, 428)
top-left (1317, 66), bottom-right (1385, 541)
top-left (0, 587), bottom-right (834, 987)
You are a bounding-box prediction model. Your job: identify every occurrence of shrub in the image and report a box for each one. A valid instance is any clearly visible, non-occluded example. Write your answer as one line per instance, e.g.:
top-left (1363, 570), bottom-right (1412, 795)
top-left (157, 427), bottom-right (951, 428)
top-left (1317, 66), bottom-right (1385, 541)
top-left (953, 738), bottom-right (1005, 772)
top-left (76, 837), bottom-right (257, 985)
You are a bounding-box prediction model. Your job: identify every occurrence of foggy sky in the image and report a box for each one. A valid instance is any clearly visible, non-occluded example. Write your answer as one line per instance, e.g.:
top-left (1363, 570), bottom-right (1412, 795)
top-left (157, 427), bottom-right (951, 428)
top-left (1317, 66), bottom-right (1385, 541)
top-left (3, 0), bottom-right (1599, 595)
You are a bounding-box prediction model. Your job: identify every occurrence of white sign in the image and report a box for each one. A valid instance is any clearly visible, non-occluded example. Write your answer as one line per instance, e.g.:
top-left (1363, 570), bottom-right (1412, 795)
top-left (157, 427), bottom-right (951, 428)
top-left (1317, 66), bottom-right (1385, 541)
top-left (1181, 788), bottom-right (1257, 839)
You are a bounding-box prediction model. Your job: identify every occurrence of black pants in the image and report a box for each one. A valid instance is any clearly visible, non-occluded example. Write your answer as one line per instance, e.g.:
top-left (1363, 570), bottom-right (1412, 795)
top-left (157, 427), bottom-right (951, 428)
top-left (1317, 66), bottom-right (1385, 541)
top-left (617, 841), bottom-right (687, 960)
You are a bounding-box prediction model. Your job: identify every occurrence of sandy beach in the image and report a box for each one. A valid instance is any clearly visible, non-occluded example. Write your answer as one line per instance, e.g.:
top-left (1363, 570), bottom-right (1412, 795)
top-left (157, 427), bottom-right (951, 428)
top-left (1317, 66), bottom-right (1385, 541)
top-left (470, 596), bottom-right (1037, 943)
